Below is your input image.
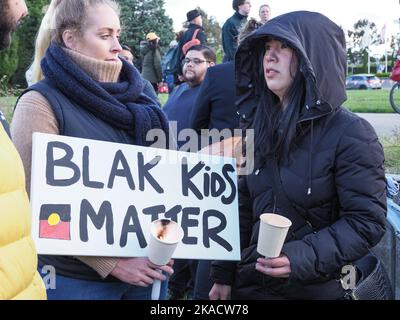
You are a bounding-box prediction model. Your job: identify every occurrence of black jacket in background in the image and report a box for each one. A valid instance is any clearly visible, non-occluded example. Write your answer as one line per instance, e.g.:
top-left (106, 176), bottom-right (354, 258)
top-left (177, 23), bottom-right (207, 74)
top-left (211, 11), bottom-right (387, 300)
top-left (222, 11), bottom-right (248, 62)
top-left (189, 61), bottom-right (240, 133)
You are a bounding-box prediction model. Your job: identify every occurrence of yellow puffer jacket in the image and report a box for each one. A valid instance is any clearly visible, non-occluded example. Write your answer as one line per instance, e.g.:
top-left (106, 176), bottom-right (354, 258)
top-left (0, 123), bottom-right (46, 300)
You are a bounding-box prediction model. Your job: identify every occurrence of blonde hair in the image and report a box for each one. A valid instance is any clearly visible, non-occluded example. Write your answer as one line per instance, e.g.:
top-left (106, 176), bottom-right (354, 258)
top-left (31, 0), bottom-right (63, 84)
top-left (53, 0), bottom-right (120, 45)
top-left (30, 0), bottom-right (120, 84)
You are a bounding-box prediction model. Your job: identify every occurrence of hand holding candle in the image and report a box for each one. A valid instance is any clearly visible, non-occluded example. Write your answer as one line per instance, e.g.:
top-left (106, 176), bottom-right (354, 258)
top-left (148, 219), bottom-right (184, 300)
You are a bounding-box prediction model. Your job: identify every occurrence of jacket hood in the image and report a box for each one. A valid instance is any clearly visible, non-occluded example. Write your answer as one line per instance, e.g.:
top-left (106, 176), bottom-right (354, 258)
top-left (236, 11), bottom-right (347, 120)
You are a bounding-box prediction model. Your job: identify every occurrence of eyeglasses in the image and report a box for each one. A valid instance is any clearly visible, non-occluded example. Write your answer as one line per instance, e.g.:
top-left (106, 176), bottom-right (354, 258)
top-left (182, 58), bottom-right (211, 66)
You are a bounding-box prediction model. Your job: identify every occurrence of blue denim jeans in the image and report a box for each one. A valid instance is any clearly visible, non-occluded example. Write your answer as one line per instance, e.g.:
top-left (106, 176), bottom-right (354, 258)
top-left (40, 270), bottom-right (168, 300)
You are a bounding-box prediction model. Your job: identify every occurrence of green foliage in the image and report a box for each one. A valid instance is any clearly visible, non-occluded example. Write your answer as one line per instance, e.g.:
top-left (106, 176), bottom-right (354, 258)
top-left (158, 93), bottom-right (168, 107)
top-left (347, 19), bottom-right (380, 69)
top-left (118, 0), bottom-right (175, 59)
top-left (376, 73), bottom-right (391, 78)
top-left (196, 7), bottom-right (222, 54)
top-left (11, 0), bottom-right (49, 86)
top-left (0, 96), bottom-right (17, 123)
top-left (0, 35), bottom-right (19, 81)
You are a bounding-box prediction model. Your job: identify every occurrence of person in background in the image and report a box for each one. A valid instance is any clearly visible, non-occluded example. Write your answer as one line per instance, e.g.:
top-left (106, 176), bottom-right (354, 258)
top-left (141, 32), bottom-right (163, 93)
top-left (190, 17), bottom-right (262, 136)
top-left (0, 0), bottom-right (46, 300)
top-left (222, 0), bottom-right (251, 62)
top-left (176, 9), bottom-right (207, 74)
top-left (163, 45), bottom-right (216, 150)
top-left (259, 4), bottom-right (271, 24)
top-left (190, 18), bottom-right (262, 300)
top-left (119, 44), bottom-right (134, 64)
top-left (161, 31), bottom-right (184, 94)
top-left (210, 11), bottom-right (386, 300)
top-left (11, 0), bottom-right (173, 300)
top-left (120, 43), bottom-right (160, 104)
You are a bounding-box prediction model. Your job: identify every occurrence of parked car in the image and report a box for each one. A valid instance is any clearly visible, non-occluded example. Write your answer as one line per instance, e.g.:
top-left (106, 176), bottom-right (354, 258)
top-left (346, 74), bottom-right (382, 90)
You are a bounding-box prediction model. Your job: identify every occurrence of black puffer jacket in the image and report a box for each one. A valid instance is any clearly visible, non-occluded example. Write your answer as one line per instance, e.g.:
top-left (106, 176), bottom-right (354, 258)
top-left (211, 11), bottom-right (387, 300)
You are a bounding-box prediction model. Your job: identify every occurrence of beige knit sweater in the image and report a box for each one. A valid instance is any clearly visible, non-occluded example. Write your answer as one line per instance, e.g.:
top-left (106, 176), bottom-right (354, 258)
top-left (11, 48), bottom-right (124, 279)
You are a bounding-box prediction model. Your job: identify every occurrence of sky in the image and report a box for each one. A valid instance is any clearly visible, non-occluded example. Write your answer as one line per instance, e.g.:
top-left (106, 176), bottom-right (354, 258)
top-left (164, 0), bottom-right (400, 36)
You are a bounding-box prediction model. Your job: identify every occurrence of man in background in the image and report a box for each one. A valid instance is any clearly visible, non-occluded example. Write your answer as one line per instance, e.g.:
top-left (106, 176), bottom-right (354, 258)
top-left (164, 45), bottom-right (216, 150)
top-left (222, 0), bottom-right (251, 62)
top-left (259, 4), bottom-right (271, 24)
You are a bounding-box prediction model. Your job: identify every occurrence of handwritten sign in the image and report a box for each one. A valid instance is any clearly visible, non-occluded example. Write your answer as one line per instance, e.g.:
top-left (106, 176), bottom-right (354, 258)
top-left (30, 133), bottom-right (240, 261)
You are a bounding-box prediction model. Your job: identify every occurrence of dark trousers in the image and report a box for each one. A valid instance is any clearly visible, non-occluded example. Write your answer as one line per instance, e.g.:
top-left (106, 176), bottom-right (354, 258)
top-left (193, 260), bottom-right (213, 300)
top-left (168, 259), bottom-right (197, 299)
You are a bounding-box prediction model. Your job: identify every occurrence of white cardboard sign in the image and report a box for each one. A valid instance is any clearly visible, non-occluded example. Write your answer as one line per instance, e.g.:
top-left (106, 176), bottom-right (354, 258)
top-left (30, 133), bottom-right (240, 261)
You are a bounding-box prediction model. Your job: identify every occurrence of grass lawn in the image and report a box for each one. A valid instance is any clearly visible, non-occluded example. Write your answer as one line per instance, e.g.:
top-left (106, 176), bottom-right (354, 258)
top-left (158, 93), bottom-right (168, 107)
top-left (0, 96), bottom-right (17, 123)
top-left (345, 89), bottom-right (394, 113)
top-left (381, 126), bottom-right (400, 174)
top-left (2, 90), bottom-right (394, 113)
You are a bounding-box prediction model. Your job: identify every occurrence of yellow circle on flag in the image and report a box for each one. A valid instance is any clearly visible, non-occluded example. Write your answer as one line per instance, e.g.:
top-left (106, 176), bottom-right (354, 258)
top-left (48, 213), bottom-right (61, 226)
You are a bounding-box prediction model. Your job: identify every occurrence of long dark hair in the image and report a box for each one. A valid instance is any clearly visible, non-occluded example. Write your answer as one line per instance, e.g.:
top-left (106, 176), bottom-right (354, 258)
top-left (252, 41), bottom-right (306, 163)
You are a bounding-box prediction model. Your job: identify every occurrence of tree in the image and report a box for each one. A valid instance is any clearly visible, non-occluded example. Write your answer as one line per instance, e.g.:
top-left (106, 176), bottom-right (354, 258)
top-left (347, 19), bottom-right (379, 71)
top-left (12, 0), bottom-right (49, 86)
top-left (118, 0), bottom-right (175, 60)
top-left (196, 7), bottom-right (222, 54)
top-left (0, 35), bottom-right (20, 87)
top-left (0, 0), bottom-right (48, 87)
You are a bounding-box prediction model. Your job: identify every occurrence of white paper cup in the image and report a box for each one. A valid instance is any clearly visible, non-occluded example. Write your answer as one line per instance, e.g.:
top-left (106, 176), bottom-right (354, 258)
top-left (257, 213), bottom-right (292, 258)
top-left (148, 219), bottom-right (184, 266)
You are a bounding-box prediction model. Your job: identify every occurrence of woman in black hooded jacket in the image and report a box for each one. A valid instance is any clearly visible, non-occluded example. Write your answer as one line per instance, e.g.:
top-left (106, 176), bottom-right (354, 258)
top-left (209, 11), bottom-right (387, 300)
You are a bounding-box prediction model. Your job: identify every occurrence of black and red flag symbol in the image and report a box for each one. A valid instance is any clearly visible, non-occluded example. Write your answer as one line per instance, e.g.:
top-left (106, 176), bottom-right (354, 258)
top-left (39, 204), bottom-right (71, 240)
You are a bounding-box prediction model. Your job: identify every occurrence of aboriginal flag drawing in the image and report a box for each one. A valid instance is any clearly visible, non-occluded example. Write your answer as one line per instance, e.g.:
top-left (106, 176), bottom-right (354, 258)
top-left (39, 204), bottom-right (71, 240)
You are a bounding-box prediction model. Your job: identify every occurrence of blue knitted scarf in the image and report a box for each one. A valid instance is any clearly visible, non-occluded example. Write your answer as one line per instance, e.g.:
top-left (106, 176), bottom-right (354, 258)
top-left (41, 43), bottom-right (169, 147)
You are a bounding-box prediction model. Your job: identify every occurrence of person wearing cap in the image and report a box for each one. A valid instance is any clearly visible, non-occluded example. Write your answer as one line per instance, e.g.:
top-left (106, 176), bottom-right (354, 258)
top-left (176, 9), bottom-right (207, 80)
top-left (141, 32), bottom-right (163, 93)
top-left (222, 0), bottom-right (251, 62)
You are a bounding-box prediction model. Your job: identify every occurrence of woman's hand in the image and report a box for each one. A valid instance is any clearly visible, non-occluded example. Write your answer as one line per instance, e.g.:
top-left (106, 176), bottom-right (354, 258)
top-left (209, 283), bottom-right (232, 300)
top-left (110, 257), bottom-right (174, 287)
top-left (255, 254), bottom-right (291, 278)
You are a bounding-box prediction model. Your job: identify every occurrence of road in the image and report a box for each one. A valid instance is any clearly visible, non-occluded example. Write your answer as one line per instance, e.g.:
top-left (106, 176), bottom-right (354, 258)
top-left (356, 113), bottom-right (400, 137)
